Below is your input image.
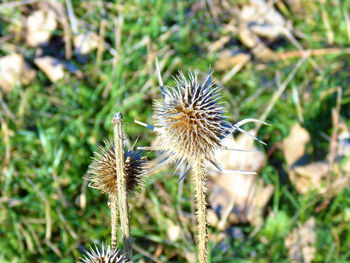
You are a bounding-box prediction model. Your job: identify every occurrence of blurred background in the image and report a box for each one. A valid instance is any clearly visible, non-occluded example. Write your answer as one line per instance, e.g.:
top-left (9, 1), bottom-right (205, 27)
top-left (1, 0), bottom-right (350, 262)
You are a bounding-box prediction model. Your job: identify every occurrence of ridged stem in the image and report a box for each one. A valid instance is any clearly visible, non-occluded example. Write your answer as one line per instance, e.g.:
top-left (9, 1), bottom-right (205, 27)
top-left (113, 113), bottom-right (133, 262)
top-left (192, 159), bottom-right (208, 263)
top-left (110, 192), bottom-right (118, 250)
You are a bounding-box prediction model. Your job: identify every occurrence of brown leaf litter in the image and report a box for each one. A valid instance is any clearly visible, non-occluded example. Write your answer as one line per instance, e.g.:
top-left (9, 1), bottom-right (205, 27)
top-left (285, 217), bottom-right (316, 263)
top-left (73, 32), bottom-right (100, 55)
top-left (34, 56), bottom-right (65, 83)
top-left (26, 7), bottom-right (57, 47)
top-left (207, 133), bottom-right (273, 227)
top-left (283, 122), bottom-right (350, 195)
top-left (0, 53), bottom-right (36, 92)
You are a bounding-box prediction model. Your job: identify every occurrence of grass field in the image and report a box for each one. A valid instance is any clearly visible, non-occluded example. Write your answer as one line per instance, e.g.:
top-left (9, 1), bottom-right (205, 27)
top-left (1, 0), bottom-right (350, 262)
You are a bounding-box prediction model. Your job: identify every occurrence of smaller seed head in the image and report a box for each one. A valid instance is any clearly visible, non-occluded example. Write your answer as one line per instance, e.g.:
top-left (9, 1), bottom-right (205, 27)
top-left (81, 243), bottom-right (128, 263)
top-left (86, 140), bottom-right (146, 196)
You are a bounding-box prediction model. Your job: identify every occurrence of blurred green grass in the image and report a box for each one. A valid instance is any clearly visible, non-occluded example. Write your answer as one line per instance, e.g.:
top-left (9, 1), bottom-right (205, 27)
top-left (1, 0), bottom-right (350, 262)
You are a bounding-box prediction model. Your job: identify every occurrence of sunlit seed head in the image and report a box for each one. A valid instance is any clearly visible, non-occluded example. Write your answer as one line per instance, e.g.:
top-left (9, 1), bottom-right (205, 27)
top-left (153, 71), bottom-right (232, 165)
top-left (81, 244), bottom-right (128, 263)
top-left (86, 140), bottom-right (146, 195)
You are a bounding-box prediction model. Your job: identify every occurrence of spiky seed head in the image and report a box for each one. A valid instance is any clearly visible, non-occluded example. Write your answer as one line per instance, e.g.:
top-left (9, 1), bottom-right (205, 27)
top-left (81, 244), bottom-right (128, 263)
top-left (86, 140), bottom-right (146, 196)
top-left (153, 71), bottom-right (232, 165)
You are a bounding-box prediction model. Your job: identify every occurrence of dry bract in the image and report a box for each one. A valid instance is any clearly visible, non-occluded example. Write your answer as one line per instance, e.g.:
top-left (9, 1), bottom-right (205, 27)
top-left (81, 244), bottom-right (128, 263)
top-left (86, 140), bottom-right (145, 196)
top-left (153, 71), bottom-right (232, 167)
top-left (0, 53), bottom-right (36, 92)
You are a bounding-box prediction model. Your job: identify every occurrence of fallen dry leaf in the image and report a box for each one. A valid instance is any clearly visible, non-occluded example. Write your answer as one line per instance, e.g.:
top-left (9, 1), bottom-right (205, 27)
top-left (74, 32), bottom-right (100, 55)
top-left (283, 123), bottom-right (328, 194)
top-left (34, 56), bottom-right (65, 82)
top-left (292, 162), bottom-right (329, 194)
top-left (236, 0), bottom-right (293, 61)
top-left (26, 9), bottom-right (57, 47)
top-left (214, 50), bottom-right (250, 72)
top-left (207, 209), bottom-right (219, 227)
top-left (207, 134), bottom-right (273, 226)
top-left (0, 53), bottom-right (36, 92)
top-left (283, 123), bottom-right (310, 168)
top-left (239, 27), bottom-right (260, 48)
top-left (184, 251), bottom-right (196, 263)
top-left (251, 43), bottom-right (277, 62)
top-left (166, 219), bottom-right (181, 242)
top-left (249, 0), bottom-right (286, 26)
top-left (285, 217), bottom-right (316, 263)
top-left (211, 133), bottom-right (266, 172)
top-left (284, 122), bottom-right (350, 195)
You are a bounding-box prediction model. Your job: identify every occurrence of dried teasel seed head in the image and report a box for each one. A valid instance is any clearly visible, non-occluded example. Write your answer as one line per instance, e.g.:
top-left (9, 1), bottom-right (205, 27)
top-left (153, 71), bottom-right (232, 166)
top-left (86, 140), bottom-right (146, 196)
top-left (81, 243), bottom-right (128, 263)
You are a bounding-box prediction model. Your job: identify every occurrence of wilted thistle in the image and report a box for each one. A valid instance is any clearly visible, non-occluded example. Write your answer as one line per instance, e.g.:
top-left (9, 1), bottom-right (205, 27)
top-left (86, 113), bottom-right (146, 259)
top-left (136, 59), bottom-right (265, 263)
top-left (81, 243), bottom-right (128, 263)
top-left (87, 141), bottom-right (145, 195)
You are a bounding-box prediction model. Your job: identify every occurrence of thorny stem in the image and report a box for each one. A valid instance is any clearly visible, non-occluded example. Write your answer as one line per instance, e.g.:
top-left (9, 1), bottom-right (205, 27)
top-left (113, 113), bottom-right (133, 261)
top-left (192, 159), bottom-right (208, 263)
top-left (110, 193), bottom-right (118, 250)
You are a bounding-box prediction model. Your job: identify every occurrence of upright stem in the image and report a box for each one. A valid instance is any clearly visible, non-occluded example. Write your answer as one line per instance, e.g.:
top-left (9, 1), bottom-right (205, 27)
top-left (110, 193), bottom-right (118, 250)
top-left (192, 159), bottom-right (208, 263)
top-left (113, 113), bottom-right (133, 261)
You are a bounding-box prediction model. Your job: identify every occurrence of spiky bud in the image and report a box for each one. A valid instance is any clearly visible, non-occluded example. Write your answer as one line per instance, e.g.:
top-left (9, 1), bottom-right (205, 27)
top-left (153, 71), bottom-right (232, 166)
top-left (81, 244), bottom-right (128, 263)
top-left (86, 140), bottom-right (145, 195)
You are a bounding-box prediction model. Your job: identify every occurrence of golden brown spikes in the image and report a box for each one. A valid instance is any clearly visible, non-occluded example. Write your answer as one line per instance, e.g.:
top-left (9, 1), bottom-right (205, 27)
top-left (137, 65), bottom-right (265, 263)
top-left (151, 70), bottom-right (230, 263)
top-left (86, 140), bottom-right (145, 196)
top-left (86, 138), bottom-right (146, 253)
top-left (153, 71), bottom-right (231, 166)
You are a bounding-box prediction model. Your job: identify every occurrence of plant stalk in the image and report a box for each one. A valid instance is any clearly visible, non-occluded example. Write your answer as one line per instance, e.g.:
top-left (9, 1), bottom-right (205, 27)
top-left (192, 159), bottom-right (208, 263)
top-left (113, 113), bottom-right (133, 261)
top-left (110, 192), bottom-right (118, 250)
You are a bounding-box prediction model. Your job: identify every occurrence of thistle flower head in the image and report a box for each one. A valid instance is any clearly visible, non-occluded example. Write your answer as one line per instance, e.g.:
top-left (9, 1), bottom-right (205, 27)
top-left (153, 71), bottom-right (232, 166)
top-left (81, 244), bottom-right (128, 263)
top-left (86, 140), bottom-right (146, 195)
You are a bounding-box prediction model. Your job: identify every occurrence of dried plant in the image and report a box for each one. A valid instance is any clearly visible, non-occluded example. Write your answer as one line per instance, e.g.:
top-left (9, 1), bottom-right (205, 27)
top-left (86, 140), bottom-right (145, 196)
top-left (81, 243), bottom-right (128, 263)
top-left (112, 113), bottom-right (133, 261)
top-left (86, 114), bottom-right (146, 258)
top-left (136, 58), bottom-right (265, 263)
